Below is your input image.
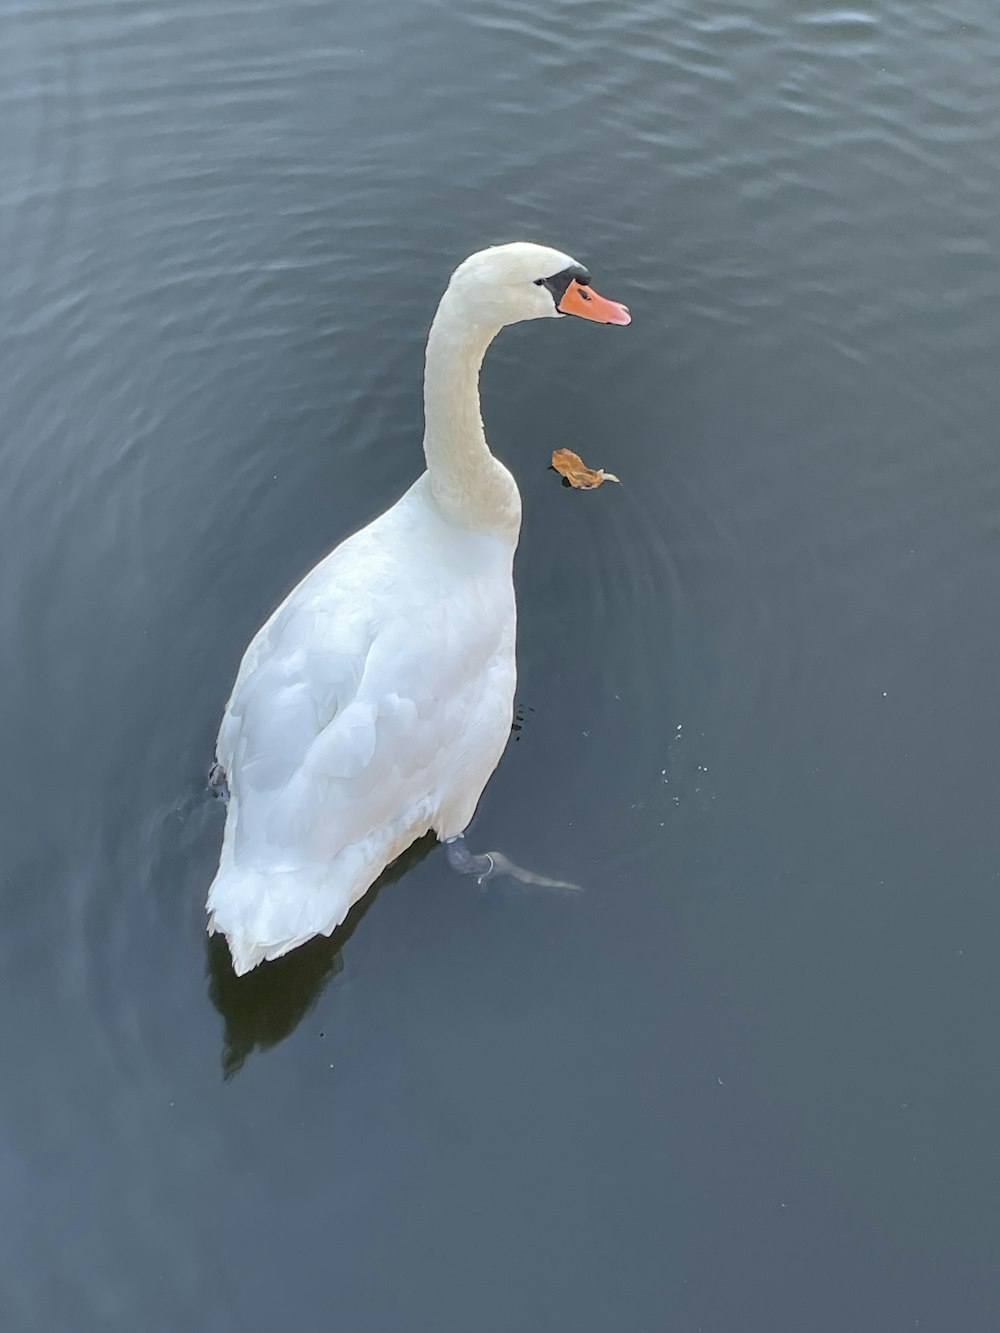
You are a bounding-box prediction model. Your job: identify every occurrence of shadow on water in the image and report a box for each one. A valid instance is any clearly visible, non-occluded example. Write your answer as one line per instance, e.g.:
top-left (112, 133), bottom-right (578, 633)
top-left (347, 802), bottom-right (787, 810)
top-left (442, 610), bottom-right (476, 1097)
top-left (205, 833), bottom-right (437, 1079)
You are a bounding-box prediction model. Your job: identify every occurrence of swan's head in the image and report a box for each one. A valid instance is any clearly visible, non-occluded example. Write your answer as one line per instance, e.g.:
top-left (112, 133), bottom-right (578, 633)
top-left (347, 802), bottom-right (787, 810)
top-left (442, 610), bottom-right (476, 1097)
top-left (445, 242), bottom-right (631, 331)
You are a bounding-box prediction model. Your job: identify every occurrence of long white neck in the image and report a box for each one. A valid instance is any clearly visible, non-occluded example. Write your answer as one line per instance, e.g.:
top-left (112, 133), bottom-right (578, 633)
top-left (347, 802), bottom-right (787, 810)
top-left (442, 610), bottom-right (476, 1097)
top-left (422, 286), bottom-right (521, 540)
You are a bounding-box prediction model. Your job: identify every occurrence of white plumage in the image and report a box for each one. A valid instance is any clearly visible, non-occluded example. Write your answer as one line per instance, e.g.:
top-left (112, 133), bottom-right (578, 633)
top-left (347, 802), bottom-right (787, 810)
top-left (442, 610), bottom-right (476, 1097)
top-left (206, 242), bottom-right (630, 974)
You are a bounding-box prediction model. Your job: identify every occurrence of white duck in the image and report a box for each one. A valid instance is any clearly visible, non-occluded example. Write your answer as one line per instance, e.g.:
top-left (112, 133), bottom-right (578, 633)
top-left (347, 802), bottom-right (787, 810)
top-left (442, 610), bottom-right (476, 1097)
top-left (206, 242), bottom-right (630, 974)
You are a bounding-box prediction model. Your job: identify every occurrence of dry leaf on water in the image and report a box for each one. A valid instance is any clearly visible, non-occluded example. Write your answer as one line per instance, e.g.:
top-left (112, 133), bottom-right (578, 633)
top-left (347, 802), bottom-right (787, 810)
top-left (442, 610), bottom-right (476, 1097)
top-left (550, 448), bottom-right (621, 489)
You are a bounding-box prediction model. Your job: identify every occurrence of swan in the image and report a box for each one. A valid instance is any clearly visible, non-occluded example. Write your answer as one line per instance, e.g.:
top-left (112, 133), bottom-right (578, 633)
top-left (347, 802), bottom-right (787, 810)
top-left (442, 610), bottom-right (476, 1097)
top-left (206, 242), bottom-right (630, 974)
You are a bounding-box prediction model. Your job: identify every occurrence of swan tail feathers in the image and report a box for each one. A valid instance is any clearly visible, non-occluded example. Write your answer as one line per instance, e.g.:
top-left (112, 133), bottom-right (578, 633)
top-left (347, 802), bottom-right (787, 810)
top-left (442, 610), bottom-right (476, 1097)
top-left (206, 863), bottom-right (361, 977)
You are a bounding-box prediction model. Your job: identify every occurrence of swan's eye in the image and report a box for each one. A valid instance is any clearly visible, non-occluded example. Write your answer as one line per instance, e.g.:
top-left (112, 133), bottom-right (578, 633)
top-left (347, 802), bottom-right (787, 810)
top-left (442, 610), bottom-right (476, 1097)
top-left (537, 265), bottom-right (591, 306)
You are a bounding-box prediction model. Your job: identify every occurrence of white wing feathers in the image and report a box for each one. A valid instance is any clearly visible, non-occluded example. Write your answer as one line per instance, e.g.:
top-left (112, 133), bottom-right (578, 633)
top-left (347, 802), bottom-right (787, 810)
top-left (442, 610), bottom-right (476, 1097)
top-left (207, 482), bottom-right (518, 972)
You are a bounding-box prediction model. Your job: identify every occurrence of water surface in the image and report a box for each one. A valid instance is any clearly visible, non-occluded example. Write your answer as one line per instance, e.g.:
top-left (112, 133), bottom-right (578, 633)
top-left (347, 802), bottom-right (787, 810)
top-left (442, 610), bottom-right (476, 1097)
top-left (2, 1), bottom-right (1000, 1329)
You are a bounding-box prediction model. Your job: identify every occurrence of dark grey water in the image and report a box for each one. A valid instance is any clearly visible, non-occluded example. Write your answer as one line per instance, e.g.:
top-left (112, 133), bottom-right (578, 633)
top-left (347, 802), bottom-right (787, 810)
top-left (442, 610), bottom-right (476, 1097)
top-left (3, 0), bottom-right (1000, 1328)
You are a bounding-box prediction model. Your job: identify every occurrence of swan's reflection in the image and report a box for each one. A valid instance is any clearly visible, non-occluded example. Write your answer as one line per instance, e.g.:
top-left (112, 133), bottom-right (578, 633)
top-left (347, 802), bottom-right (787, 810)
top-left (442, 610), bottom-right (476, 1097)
top-left (205, 833), bottom-right (436, 1078)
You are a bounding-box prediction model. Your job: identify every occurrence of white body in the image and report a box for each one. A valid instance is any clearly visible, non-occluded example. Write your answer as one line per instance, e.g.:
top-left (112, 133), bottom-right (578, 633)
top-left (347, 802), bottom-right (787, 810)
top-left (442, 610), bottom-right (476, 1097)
top-left (208, 475), bottom-right (518, 972)
top-left (207, 243), bottom-right (585, 974)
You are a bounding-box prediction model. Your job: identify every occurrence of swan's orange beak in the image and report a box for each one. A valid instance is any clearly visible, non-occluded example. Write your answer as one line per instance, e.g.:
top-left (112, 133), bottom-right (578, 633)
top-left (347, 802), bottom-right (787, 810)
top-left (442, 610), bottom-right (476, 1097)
top-left (558, 278), bottom-right (631, 326)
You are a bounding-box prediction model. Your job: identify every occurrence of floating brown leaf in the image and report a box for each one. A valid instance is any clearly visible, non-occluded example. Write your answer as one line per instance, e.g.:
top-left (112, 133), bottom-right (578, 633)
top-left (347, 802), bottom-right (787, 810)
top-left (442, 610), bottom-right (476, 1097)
top-left (550, 448), bottom-right (620, 489)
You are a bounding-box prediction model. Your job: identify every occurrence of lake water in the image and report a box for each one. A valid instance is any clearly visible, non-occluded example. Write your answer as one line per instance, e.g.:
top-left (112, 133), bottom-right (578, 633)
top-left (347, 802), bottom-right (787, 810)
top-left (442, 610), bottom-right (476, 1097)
top-left (2, 0), bottom-right (1000, 1328)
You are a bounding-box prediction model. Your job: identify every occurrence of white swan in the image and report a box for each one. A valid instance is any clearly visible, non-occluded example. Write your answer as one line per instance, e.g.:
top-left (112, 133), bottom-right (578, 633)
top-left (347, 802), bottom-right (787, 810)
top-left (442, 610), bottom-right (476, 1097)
top-left (206, 242), bottom-right (630, 974)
